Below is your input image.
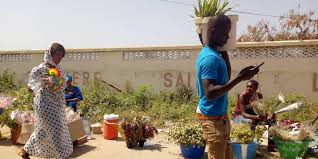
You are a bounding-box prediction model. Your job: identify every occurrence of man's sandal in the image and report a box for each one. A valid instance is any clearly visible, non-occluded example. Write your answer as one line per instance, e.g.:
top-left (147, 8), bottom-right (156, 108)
top-left (17, 148), bottom-right (30, 159)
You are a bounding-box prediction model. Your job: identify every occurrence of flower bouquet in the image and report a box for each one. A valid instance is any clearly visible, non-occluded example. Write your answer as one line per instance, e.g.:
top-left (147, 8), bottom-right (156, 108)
top-left (47, 68), bottom-right (64, 92)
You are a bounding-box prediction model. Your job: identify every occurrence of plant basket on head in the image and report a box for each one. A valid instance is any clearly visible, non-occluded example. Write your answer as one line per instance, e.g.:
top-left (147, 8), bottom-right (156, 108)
top-left (194, 0), bottom-right (238, 51)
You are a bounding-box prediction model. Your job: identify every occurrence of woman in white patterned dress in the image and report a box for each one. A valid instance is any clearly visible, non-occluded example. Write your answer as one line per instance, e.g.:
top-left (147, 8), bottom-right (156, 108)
top-left (17, 43), bottom-right (73, 159)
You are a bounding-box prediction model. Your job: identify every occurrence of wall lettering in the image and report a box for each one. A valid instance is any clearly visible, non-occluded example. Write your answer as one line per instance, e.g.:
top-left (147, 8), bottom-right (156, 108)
top-left (313, 72), bottom-right (318, 92)
top-left (163, 72), bottom-right (193, 88)
top-left (83, 72), bottom-right (90, 86)
top-left (65, 71), bottom-right (102, 86)
top-left (163, 72), bottom-right (172, 87)
top-left (176, 72), bottom-right (185, 87)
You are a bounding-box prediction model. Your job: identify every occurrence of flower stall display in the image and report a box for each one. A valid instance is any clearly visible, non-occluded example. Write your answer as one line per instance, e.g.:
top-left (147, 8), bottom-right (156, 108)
top-left (120, 115), bottom-right (158, 148)
top-left (0, 94), bottom-right (16, 111)
top-left (269, 120), bottom-right (315, 159)
top-left (167, 122), bottom-right (206, 159)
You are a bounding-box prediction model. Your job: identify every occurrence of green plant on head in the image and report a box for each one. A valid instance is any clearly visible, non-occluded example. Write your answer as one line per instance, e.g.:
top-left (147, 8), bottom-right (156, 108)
top-left (194, 0), bottom-right (232, 17)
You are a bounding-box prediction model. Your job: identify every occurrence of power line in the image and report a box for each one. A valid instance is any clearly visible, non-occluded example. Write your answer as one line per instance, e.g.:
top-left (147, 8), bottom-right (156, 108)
top-left (230, 10), bottom-right (288, 18)
top-left (159, 0), bottom-right (192, 6)
top-left (159, 0), bottom-right (318, 21)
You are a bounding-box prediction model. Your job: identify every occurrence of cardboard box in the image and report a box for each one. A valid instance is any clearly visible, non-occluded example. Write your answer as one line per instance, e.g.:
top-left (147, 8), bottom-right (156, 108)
top-left (15, 118), bottom-right (85, 144)
top-left (68, 118), bottom-right (85, 141)
top-left (73, 135), bottom-right (87, 146)
top-left (91, 123), bottom-right (102, 134)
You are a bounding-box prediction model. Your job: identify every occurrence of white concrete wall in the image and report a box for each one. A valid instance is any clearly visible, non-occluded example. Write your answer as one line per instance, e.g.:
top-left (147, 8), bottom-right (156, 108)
top-left (1, 40), bottom-right (317, 102)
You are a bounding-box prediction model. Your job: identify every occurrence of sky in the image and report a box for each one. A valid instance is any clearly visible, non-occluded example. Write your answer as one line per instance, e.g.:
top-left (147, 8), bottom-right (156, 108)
top-left (0, 0), bottom-right (317, 50)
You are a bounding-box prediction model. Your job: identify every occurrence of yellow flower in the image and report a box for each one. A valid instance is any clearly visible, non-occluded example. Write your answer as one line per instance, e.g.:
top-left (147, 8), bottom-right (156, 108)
top-left (49, 68), bottom-right (59, 76)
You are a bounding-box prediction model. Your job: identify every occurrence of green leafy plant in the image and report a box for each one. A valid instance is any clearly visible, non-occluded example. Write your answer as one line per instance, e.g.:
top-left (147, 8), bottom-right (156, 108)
top-left (231, 124), bottom-right (255, 144)
top-left (0, 70), bottom-right (16, 92)
top-left (119, 115), bottom-right (158, 148)
top-left (263, 93), bottom-right (314, 122)
top-left (0, 87), bottom-right (33, 129)
top-left (78, 82), bottom-right (198, 127)
top-left (167, 122), bottom-right (206, 147)
top-left (158, 85), bottom-right (195, 105)
top-left (194, 0), bottom-right (232, 17)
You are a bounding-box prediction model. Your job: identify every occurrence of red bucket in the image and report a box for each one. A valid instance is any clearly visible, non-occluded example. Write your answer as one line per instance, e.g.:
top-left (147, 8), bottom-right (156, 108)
top-left (103, 114), bottom-right (119, 140)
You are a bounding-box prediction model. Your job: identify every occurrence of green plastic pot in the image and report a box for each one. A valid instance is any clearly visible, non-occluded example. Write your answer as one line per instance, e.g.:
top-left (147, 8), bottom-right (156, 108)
top-left (274, 139), bottom-right (310, 159)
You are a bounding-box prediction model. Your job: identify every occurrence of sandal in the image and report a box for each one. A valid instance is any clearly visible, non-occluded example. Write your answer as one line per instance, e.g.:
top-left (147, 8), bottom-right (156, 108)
top-left (17, 148), bottom-right (30, 159)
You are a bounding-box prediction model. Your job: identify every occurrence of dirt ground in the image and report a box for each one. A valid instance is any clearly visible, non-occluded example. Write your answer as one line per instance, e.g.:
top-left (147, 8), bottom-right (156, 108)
top-left (1, 127), bottom-right (282, 159)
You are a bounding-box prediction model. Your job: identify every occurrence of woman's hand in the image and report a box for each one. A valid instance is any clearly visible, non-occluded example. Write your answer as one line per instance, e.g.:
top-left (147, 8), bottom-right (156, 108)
top-left (42, 78), bottom-right (54, 87)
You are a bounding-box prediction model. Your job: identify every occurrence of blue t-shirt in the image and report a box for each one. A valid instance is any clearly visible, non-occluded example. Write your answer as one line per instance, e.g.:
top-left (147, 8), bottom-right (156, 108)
top-left (196, 46), bottom-right (229, 116)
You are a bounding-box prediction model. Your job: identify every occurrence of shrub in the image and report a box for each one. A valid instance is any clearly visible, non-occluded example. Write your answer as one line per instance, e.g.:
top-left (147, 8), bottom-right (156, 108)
top-left (167, 122), bottom-right (206, 147)
top-left (0, 70), bottom-right (15, 92)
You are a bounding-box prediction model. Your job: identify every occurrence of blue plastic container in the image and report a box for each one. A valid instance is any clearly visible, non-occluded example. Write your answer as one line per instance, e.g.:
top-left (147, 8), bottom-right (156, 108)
top-left (180, 144), bottom-right (205, 159)
top-left (231, 142), bottom-right (257, 159)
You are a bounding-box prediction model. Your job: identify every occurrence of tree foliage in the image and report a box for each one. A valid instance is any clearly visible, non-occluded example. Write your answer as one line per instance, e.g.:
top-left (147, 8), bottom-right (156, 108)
top-left (238, 9), bottom-right (318, 42)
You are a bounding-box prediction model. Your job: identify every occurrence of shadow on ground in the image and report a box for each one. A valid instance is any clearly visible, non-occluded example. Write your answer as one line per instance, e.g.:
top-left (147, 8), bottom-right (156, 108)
top-left (0, 138), bottom-right (12, 146)
top-left (70, 145), bottom-right (97, 158)
top-left (256, 145), bottom-right (281, 159)
top-left (134, 143), bottom-right (168, 152)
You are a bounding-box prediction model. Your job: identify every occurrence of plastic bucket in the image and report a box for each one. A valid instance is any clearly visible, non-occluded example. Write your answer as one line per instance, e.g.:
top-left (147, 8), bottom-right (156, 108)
top-left (103, 114), bottom-right (119, 140)
top-left (180, 144), bottom-right (205, 159)
top-left (231, 142), bottom-right (257, 159)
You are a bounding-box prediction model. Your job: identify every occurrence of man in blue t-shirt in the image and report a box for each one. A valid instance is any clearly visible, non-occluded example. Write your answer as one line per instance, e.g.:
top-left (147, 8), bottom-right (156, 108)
top-left (196, 15), bottom-right (260, 159)
top-left (65, 75), bottom-right (83, 112)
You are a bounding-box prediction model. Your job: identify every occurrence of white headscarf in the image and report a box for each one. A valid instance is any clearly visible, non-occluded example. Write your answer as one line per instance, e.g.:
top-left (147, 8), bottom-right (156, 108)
top-left (44, 44), bottom-right (59, 68)
top-left (28, 44), bottom-right (65, 91)
top-left (44, 44), bottom-right (64, 75)
top-left (44, 44), bottom-right (65, 79)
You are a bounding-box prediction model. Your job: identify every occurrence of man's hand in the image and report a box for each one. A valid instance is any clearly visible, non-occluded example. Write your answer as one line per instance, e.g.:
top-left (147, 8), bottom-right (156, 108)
top-left (237, 66), bottom-right (259, 81)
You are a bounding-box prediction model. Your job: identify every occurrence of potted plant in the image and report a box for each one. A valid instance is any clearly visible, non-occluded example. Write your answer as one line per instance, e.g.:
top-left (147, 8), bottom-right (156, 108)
top-left (194, 0), bottom-right (238, 51)
top-left (120, 115), bottom-right (158, 149)
top-left (167, 123), bottom-right (206, 159)
top-left (230, 124), bottom-right (264, 159)
top-left (0, 87), bottom-right (33, 144)
top-left (0, 107), bottom-right (21, 144)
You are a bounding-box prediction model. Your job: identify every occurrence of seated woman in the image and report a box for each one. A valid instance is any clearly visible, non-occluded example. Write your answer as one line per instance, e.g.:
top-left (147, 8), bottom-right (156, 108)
top-left (233, 80), bottom-right (266, 130)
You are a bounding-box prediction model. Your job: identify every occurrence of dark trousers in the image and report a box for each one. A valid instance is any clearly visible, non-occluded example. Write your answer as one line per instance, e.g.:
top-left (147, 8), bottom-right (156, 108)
top-left (66, 102), bottom-right (77, 112)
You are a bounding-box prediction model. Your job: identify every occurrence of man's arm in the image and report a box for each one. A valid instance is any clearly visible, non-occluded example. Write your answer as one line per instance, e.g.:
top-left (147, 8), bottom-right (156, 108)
top-left (66, 87), bottom-right (83, 103)
top-left (203, 78), bottom-right (241, 101)
top-left (203, 66), bottom-right (259, 101)
top-left (66, 98), bottom-right (81, 102)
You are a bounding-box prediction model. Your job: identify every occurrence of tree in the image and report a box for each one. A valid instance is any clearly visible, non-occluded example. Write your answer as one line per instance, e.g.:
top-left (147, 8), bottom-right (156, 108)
top-left (238, 9), bottom-right (318, 42)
